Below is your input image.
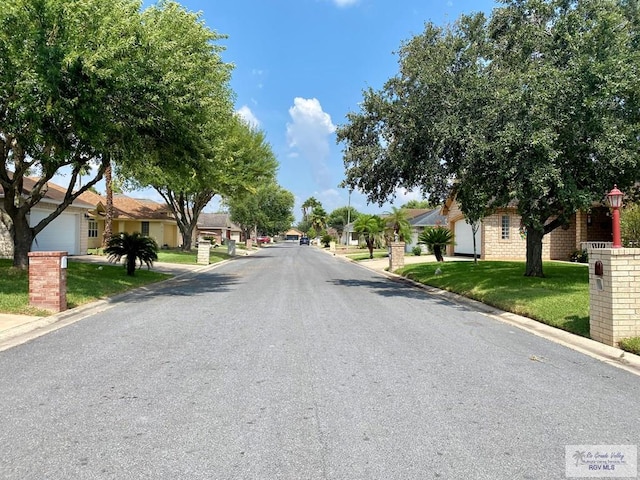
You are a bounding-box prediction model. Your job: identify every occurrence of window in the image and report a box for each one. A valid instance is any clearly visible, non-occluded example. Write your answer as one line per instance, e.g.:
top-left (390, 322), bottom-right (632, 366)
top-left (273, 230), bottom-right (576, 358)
top-left (501, 215), bottom-right (510, 240)
top-left (88, 219), bottom-right (98, 238)
top-left (141, 221), bottom-right (150, 236)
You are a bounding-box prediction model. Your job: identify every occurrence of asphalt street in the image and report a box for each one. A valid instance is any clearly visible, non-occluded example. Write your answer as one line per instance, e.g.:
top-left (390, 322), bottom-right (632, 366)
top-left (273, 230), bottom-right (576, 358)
top-left (1, 243), bottom-right (639, 479)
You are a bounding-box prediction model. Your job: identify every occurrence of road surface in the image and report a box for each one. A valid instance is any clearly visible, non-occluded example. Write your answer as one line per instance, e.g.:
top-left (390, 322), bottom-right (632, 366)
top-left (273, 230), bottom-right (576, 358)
top-left (1, 243), bottom-right (638, 479)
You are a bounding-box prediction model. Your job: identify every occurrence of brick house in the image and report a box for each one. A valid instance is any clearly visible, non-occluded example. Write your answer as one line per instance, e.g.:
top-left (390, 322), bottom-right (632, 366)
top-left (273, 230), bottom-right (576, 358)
top-left (195, 213), bottom-right (243, 246)
top-left (442, 198), bottom-right (613, 260)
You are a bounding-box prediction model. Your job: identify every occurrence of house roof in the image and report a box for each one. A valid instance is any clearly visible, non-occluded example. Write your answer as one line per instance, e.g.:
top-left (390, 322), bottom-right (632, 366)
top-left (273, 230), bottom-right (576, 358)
top-left (410, 208), bottom-right (448, 227)
top-left (77, 191), bottom-right (173, 221)
top-left (76, 189), bottom-right (105, 206)
top-left (197, 213), bottom-right (241, 231)
top-left (1, 176), bottom-right (94, 209)
top-left (110, 195), bottom-right (172, 220)
top-left (379, 208), bottom-right (432, 221)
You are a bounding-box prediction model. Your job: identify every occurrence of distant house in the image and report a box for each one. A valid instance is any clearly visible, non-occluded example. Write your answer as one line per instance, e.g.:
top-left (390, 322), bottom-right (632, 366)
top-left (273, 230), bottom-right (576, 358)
top-left (283, 228), bottom-right (303, 241)
top-left (442, 198), bottom-right (613, 260)
top-left (78, 192), bottom-right (181, 249)
top-left (343, 209), bottom-right (435, 247)
top-left (1, 177), bottom-right (93, 257)
top-left (406, 208), bottom-right (448, 252)
top-left (196, 213), bottom-right (242, 245)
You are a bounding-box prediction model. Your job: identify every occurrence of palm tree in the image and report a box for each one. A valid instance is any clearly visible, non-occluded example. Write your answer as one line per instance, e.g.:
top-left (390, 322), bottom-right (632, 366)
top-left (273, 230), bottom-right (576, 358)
top-left (384, 206), bottom-right (412, 242)
top-left (301, 197), bottom-right (321, 221)
top-left (310, 205), bottom-right (328, 233)
top-left (105, 232), bottom-right (159, 276)
top-left (418, 226), bottom-right (454, 262)
top-left (353, 214), bottom-right (386, 259)
top-left (102, 158), bottom-right (113, 250)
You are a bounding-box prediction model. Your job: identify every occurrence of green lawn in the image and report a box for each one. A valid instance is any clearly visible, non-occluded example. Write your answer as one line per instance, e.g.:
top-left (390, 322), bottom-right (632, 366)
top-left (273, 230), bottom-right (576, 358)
top-left (157, 248), bottom-right (231, 264)
top-left (0, 259), bottom-right (170, 316)
top-left (87, 247), bottom-right (232, 265)
top-left (398, 260), bottom-right (590, 337)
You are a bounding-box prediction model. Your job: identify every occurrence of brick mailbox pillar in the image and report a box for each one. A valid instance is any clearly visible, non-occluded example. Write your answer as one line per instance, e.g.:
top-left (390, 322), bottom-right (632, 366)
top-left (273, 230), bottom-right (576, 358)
top-left (28, 251), bottom-right (68, 313)
top-left (588, 247), bottom-right (640, 346)
top-left (197, 240), bottom-right (211, 265)
top-left (389, 242), bottom-right (405, 272)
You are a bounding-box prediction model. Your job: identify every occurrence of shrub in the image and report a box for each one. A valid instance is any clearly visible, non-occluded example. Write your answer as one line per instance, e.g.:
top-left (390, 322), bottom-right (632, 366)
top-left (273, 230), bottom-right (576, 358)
top-left (621, 203), bottom-right (640, 247)
top-left (321, 233), bottom-right (333, 247)
top-left (412, 245), bottom-right (422, 256)
top-left (569, 249), bottom-right (588, 263)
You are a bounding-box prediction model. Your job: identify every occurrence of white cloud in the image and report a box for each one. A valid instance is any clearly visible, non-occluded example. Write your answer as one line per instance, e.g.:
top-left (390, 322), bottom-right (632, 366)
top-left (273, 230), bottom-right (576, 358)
top-left (236, 105), bottom-right (260, 129)
top-left (332, 0), bottom-right (359, 7)
top-left (286, 97), bottom-right (336, 189)
top-left (394, 187), bottom-right (424, 204)
top-left (317, 188), bottom-right (341, 211)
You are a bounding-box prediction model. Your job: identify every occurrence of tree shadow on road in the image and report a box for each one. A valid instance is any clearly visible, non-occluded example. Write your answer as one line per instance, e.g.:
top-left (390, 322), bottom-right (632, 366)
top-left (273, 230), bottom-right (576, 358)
top-left (327, 277), bottom-right (474, 311)
top-left (111, 272), bottom-right (242, 304)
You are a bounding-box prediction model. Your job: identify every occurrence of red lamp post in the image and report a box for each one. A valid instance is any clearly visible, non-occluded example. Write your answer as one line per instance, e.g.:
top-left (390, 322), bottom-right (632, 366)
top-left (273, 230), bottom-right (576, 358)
top-left (606, 185), bottom-right (624, 248)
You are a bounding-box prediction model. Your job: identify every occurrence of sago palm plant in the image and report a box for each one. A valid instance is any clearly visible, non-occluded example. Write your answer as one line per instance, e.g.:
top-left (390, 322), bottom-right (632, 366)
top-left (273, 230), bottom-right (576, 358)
top-left (418, 226), bottom-right (453, 262)
top-left (105, 232), bottom-right (159, 276)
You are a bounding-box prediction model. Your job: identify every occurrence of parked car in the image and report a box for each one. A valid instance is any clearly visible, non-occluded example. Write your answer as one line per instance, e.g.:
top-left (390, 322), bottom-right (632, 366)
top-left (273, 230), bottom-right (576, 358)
top-left (257, 236), bottom-right (271, 243)
top-left (300, 236), bottom-right (310, 245)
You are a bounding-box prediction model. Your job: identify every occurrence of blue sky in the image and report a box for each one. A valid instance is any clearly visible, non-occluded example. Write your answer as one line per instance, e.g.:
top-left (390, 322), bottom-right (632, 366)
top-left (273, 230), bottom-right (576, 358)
top-left (61, 0), bottom-right (499, 220)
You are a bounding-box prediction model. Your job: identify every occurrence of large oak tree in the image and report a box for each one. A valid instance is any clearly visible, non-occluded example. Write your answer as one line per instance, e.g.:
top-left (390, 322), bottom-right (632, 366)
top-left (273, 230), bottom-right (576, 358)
top-left (338, 0), bottom-right (640, 277)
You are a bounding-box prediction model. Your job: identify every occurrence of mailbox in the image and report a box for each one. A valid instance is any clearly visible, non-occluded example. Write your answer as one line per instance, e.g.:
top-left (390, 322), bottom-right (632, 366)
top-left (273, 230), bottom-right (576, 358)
top-left (595, 260), bottom-right (604, 277)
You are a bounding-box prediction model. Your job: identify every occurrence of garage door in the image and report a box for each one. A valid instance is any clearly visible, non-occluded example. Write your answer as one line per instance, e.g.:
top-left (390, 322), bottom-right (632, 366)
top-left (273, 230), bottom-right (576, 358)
top-left (30, 210), bottom-right (79, 255)
top-left (454, 219), bottom-right (481, 256)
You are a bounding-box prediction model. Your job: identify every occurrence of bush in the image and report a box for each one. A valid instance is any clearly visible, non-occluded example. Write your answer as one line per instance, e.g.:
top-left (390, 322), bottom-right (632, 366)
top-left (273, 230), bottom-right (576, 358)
top-left (619, 337), bottom-right (640, 356)
top-left (321, 233), bottom-right (333, 247)
top-left (412, 245), bottom-right (422, 256)
top-left (569, 249), bottom-right (588, 263)
top-left (621, 203), bottom-right (640, 247)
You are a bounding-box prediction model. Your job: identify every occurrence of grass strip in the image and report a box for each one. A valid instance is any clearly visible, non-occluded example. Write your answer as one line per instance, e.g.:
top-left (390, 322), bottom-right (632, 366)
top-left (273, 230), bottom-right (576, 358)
top-left (0, 259), bottom-right (170, 316)
top-left (398, 260), bottom-right (590, 337)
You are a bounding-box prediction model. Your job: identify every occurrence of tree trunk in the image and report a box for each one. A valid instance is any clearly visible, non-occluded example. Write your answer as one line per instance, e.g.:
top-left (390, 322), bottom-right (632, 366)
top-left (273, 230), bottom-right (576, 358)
top-left (181, 228), bottom-right (193, 251)
top-left (367, 237), bottom-right (374, 258)
top-left (524, 226), bottom-right (545, 277)
top-left (471, 222), bottom-right (479, 264)
top-left (126, 256), bottom-right (136, 276)
top-left (102, 162), bottom-right (113, 249)
top-left (433, 245), bottom-right (444, 262)
top-left (12, 213), bottom-right (34, 269)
